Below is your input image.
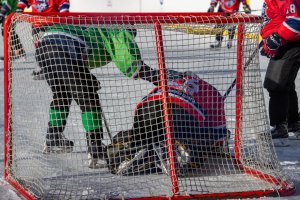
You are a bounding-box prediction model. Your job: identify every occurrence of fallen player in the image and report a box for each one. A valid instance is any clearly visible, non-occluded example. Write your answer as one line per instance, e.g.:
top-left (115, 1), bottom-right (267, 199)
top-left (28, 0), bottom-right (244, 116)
top-left (106, 71), bottom-right (230, 176)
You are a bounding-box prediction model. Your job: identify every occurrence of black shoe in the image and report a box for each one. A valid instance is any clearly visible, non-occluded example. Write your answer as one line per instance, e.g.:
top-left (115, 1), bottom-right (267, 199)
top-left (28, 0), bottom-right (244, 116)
top-left (210, 41), bottom-right (222, 48)
top-left (32, 70), bottom-right (45, 80)
top-left (0, 56), bottom-right (3, 61)
top-left (88, 142), bottom-right (107, 168)
top-left (271, 122), bottom-right (289, 147)
top-left (43, 133), bottom-right (74, 154)
top-left (288, 121), bottom-right (300, 140)
top-left (227, 40), bottom-right (233, 49)
top-left (288, 120), bottom-right (300, 132)
top-left (271, 123), bottom-right (288, 139)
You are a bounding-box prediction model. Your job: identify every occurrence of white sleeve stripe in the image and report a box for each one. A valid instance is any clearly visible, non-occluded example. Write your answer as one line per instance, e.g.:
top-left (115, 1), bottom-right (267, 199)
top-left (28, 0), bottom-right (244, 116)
top-left (42, 32), bottom-right (89, 49)
top-left (59, 9), bottom-right (69, 13)
top-left (286, 16), bottom-right (300, 21)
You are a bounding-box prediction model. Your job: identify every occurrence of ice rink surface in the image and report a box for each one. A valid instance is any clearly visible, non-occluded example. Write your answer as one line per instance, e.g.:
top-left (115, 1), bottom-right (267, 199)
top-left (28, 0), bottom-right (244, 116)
top-left (0, 34), bottom-right (299, 200)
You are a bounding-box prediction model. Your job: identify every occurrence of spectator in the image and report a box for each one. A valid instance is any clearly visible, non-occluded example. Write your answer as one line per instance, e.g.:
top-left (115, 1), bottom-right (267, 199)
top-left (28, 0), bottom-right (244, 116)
top-left (0, 0), bottom-right (25, 61)
top-left (208, 0), bottom-right (251, 48)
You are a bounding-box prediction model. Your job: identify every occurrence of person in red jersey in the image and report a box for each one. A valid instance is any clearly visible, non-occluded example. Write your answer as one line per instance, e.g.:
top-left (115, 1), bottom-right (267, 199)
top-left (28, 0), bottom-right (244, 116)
top-left (17, 0), bottom-right (69, 13)
top-left (0, 0), bottom-right (26, 61)
top-left (208, 0), bottom-right (251, 48)
top-left (261, 0), bottom-right (300, 146)
top-left (107, 72), bottom-right (229, 175)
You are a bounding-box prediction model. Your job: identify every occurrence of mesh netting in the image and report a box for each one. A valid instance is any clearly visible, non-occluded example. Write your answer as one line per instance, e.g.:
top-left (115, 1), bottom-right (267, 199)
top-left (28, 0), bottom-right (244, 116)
top-left (4, 13), bottom-right (294, 199)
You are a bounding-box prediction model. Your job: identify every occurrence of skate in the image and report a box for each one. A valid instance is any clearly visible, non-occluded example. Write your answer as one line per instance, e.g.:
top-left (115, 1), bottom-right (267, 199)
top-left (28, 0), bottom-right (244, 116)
top-left (87, 132), bottom-right (107, 169)
top-left (227, 40), bottom-right (233, 49)
top-left (288, 121), bottom-right (300, 140)
top-left (200, 129), bottom-right (231, 158)
top-left (88, 144), bottom-right (107, 169)
top-left (115, 148), bottom-right (148, 175)
top-left (43, 133), bottom-right (74, 154)
top-left (210, 41), bottom-right (221, 49)
top-left (271, 122), bottom-right (289, 147)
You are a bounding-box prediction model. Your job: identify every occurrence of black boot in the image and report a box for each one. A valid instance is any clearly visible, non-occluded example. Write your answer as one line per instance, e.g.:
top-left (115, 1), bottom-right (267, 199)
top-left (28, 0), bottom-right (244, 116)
top-left (43, 127), bottom-right (74, 154)
top-left (86, 129), bottom-right (107, 169)
top-left (271, 122), bottom-right (289, 147)
top-left (210, 41), bottom-right (222, 48)
top-left (288, 120), bottom-right (300, 140)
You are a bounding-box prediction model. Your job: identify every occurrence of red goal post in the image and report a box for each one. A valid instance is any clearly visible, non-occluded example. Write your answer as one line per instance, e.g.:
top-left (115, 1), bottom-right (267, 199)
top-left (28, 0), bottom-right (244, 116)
top-left (3, 12), bottom-right (295, 199)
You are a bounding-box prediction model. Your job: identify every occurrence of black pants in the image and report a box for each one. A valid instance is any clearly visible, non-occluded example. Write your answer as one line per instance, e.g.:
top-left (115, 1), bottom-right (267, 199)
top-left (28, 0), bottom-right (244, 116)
top-left (36, 35), bottom-right (101, 114)
top-left (264, 42), bottom-right (300, 126)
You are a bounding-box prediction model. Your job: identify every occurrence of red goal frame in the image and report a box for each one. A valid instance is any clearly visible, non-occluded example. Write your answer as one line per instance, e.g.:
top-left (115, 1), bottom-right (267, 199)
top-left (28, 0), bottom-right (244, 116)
top-left (3, 12), bottom-right (295, 200)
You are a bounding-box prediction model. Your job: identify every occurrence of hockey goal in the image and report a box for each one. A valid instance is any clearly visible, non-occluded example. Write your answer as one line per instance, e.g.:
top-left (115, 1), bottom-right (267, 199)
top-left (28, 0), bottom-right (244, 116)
top-left (3, 12), bottom-right (295, 199)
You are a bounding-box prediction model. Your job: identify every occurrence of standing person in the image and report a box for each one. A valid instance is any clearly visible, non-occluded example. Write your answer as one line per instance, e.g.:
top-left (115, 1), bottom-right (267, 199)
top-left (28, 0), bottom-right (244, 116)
top-left (35, 24), bottom-right (181, 169)
top-left (261, 0), bottom-right (300, 146)
top-left (16, 0), bottom-right (70, 79)
top-left (208, 0), bottom-right (251, 48)
top-left (17, 0), bottom-right (70, 12)
top-left (0, 0), bottom-right (26, 61)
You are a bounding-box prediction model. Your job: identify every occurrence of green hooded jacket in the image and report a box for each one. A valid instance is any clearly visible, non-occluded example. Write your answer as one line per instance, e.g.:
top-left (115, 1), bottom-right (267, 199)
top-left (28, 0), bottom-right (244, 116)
top-left (43, 25), bottom-right (141, 78)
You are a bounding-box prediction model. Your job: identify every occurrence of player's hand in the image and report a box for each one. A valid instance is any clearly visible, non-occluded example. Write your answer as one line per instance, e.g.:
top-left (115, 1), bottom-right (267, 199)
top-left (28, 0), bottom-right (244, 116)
top-left (149, 69), bottom-right (184, 86)
top-left (207, 5), bottom-right (214, 13)
top-left (243, 5), bottom-right (251, 14)
top-left (261, 33), bottom-right (286, 58)
top-left (165, 69), bottom-right (184, 81)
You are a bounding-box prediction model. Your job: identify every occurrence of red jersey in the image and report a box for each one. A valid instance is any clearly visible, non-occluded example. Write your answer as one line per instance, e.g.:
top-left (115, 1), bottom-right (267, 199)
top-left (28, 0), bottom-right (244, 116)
top-left (138, 76), bottom-right (227, 130)
top-left (210, 0), bottom-right (248, 12)
top-left (261, 0), bottom-right (300, 42)
top-left (17, 0), bottom-right (70, 13)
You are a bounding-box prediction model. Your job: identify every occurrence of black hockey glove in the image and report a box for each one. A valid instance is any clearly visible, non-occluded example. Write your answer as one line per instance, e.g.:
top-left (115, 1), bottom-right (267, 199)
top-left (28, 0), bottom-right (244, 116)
top-left (261, 32), bottom-right (286, 58)
top-left (207, 5), bottom-right (215, 13)
top-left (134, 61), bottom-right (184, 86)
top-left (243, 5), bottom-right (251, 14)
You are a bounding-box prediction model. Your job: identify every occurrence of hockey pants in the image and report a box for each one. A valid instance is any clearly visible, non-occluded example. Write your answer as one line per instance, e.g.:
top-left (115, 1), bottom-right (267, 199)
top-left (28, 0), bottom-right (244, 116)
top-left (264, 42), bottom-right (300, 125)
top-left (36, 35), bottom-right (102, 133)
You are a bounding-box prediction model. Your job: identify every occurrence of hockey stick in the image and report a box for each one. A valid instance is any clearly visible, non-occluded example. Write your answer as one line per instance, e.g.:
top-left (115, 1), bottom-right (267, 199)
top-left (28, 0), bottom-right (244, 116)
top-left (87, 101), bottom-right (112, 169)
top-left (98, 101), bottom-right (113, 143)
top-left (223, 41), bottom-right (263, 99)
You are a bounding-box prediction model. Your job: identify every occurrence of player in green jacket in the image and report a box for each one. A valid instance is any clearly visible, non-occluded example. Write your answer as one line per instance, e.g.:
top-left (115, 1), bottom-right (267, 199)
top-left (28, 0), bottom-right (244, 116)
top-left (36, 24), bottom-right (176, 169)
top-left (0, 0), bottom-right (25, 60)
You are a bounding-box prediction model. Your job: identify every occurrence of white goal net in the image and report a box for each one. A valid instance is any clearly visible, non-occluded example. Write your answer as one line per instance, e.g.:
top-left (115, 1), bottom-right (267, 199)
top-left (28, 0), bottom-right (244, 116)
top-left (3, 13), bottom-right (295, 199)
